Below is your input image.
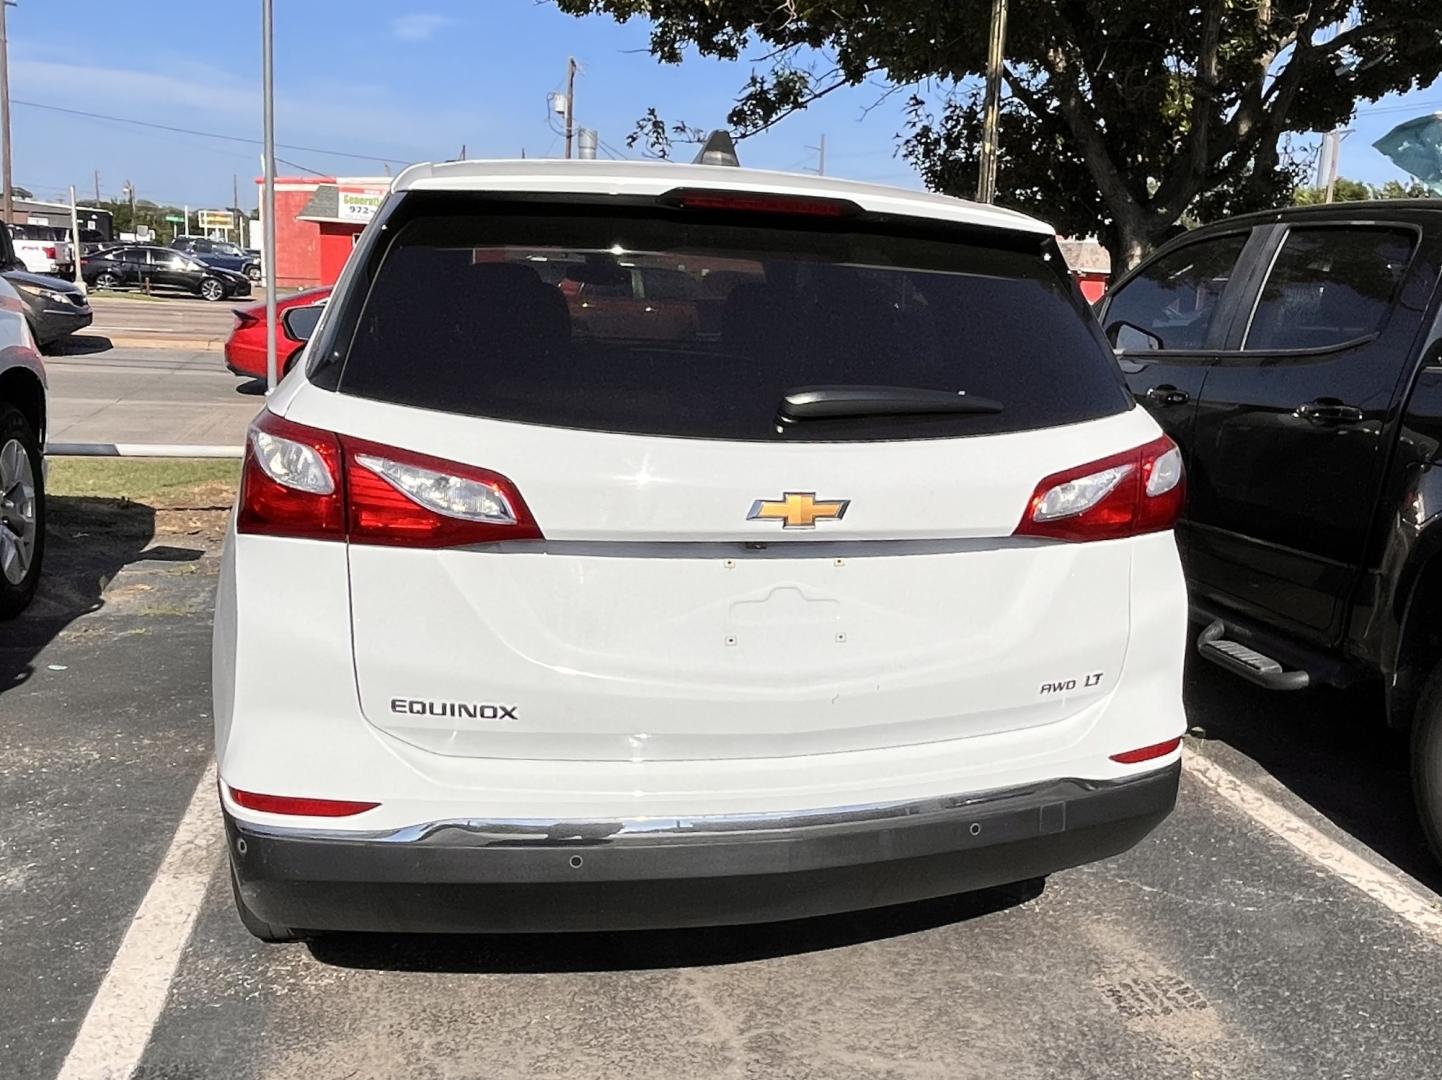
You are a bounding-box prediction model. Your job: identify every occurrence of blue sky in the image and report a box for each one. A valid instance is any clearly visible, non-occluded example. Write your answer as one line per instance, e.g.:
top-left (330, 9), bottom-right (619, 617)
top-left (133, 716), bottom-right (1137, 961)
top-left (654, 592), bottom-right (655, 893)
top-left (7, 0), bottom-right (1440, 211)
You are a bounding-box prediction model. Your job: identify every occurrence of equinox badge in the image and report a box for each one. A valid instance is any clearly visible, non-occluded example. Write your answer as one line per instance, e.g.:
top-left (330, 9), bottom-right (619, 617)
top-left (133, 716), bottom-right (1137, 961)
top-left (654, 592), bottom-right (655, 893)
top-left (747, 492), bottom-right (850, 529)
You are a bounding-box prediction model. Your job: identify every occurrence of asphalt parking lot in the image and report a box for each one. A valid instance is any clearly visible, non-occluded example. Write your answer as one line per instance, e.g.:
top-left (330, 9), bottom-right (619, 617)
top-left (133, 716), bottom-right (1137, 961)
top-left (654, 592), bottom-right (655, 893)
top-left (5, 333), bottom-right (1442, 1079)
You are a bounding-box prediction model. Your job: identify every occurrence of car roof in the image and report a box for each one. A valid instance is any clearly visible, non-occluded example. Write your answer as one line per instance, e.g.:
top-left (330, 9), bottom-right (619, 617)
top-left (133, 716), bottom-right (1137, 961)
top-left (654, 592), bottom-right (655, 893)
top-left (391, 158), bottom-right (1054, 237)
top-left (1187, 198), bottom-right (1442, 233)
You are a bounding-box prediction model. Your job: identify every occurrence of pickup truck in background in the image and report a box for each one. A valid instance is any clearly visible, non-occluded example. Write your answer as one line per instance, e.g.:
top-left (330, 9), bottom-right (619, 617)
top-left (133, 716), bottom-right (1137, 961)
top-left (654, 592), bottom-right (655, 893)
top-left (8, 223), bottom-right (73, 276)
top-left (1098, 200), bottom-right (1442, 863)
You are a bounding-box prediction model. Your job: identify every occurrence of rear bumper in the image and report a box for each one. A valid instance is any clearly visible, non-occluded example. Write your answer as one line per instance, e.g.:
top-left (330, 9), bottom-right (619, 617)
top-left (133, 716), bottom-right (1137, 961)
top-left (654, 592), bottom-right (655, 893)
top-left (227, 760), bottom-right (1179, 933)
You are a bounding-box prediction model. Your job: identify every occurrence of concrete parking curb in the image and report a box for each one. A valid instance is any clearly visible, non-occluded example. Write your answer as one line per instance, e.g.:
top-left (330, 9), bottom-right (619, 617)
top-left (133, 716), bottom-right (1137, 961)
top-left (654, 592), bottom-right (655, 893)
top-left (48, 442), bottom-right (244, 458)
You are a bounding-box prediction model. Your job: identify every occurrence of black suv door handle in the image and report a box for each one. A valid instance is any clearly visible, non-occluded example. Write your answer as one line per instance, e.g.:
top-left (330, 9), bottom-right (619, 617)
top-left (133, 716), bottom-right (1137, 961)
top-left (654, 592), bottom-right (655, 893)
top-left (1145, 384), bottom-right (1190, 408)
top-left (1295, 399), bottom-right (1364, 425)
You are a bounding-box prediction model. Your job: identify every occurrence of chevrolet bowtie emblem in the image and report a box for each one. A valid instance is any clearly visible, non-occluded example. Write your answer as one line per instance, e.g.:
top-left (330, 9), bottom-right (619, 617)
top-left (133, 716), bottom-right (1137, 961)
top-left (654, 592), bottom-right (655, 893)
top-left (747, 492), bottom-right (850, 529)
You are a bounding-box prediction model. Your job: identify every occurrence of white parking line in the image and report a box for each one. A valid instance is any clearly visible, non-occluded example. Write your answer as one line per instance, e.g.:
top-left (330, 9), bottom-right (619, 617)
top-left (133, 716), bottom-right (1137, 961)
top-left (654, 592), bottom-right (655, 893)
top-left (1186, 749), bottom-right (1442, 939)
top-left (56, 762), bottom-right (222, 1080)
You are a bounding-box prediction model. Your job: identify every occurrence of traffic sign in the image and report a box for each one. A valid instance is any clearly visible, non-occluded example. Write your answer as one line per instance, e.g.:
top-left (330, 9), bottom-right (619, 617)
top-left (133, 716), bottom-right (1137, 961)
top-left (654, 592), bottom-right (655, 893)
top-left (164, 215), bottom-right (184, 223)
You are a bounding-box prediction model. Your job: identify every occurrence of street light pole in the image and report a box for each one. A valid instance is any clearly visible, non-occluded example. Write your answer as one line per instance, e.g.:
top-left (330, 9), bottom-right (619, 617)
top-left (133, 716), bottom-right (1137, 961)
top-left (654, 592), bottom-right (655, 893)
top-left (976, 0), bottom-right (1009, 205)
top-left (563, 56), bottom-right (576, 160)
top-left (262, 0), bottom-right (278, 392)
top-left (0, 0), bottom-right (15, 228)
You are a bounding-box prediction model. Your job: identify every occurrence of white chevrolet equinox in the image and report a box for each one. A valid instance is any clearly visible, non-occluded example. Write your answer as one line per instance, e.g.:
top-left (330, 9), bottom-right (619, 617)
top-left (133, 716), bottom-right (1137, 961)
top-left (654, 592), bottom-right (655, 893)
top-left (213, 159), bottom-right (1187, 940)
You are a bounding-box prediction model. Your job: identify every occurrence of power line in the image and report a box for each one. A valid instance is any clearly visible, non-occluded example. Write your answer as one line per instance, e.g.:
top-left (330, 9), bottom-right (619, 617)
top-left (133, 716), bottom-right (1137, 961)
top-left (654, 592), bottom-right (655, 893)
top-left (10, 98), bottom-right (407, 166)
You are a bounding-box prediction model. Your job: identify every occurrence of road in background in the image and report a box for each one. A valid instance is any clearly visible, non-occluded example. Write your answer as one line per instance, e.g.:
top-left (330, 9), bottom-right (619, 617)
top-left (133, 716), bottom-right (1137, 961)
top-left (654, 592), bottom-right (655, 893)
top-left (45, 348), bottom-right (259, 446)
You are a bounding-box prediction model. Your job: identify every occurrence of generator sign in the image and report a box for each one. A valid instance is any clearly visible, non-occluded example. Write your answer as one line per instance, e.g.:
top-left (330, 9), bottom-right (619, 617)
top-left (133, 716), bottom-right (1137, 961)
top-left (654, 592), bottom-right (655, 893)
top-left (196, 209), bottom-right (232, 230)
top-left (338, 186), bottom-right (385, 221)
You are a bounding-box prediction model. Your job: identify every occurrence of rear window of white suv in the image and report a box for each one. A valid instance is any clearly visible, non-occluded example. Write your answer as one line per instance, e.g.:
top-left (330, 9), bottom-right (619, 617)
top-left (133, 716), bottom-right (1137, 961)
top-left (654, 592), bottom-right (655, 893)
top-left (324, 196), bottom-right (1130, 442)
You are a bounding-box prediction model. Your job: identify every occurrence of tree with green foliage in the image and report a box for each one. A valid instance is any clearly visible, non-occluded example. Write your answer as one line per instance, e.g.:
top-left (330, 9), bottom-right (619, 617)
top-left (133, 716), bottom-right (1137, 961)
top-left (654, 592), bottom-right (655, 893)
top-left (1293, 176), bottom-right (1433, 203)
top-left (557, 1), bottom-right (1442, 268)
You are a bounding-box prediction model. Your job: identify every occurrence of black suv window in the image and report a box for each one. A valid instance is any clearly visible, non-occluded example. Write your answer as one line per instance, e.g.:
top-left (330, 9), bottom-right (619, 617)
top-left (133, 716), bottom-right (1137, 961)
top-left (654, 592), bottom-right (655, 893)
top-left (332, 202), bottom-right (1129, 442)
top-left (1244, 226), bottom-right (1416, 351)
top-left (1104, 233), bottom-right (1248, 352)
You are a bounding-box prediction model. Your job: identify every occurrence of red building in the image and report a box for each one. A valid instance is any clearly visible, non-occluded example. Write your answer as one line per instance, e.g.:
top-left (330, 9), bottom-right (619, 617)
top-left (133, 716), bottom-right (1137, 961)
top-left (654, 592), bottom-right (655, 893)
top-left (260, 176), bottom-right (389, 289)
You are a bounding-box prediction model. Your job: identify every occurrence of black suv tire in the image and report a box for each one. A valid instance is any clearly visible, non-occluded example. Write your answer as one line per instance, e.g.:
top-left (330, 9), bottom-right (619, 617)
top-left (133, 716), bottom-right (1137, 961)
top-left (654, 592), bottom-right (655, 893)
top-left (1411, 663), bottom-right (1442, 865)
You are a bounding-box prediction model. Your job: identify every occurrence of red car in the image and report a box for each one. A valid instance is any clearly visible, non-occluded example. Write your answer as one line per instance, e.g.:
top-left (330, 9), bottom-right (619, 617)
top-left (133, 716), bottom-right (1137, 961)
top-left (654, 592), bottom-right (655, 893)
top-left (224, 286), bottom-right (332, 379)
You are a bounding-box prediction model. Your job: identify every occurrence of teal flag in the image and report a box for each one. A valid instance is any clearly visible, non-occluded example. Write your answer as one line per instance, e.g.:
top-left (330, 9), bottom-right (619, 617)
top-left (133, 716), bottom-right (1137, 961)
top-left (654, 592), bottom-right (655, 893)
top-left (1374, 113), bottom-right (1442, 196)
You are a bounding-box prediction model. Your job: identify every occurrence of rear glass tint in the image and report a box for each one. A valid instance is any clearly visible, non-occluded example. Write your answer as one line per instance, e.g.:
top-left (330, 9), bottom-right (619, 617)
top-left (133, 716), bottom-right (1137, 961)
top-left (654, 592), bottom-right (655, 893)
top-left (333, 204), bottom-right (1129, 441)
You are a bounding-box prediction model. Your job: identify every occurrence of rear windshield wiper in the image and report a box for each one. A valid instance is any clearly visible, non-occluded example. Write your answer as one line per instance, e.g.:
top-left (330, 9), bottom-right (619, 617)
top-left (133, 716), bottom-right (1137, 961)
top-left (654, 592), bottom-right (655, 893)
top-left (777, 385), bottom-right (1004, 422)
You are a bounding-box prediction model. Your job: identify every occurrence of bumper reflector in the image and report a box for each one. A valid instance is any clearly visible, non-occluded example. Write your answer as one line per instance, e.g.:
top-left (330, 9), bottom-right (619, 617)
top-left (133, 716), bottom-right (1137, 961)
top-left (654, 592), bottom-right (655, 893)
top-left (229, 786), bottom-right (380, 817)
top-left (1109, 737), bottom-right (1183, 765)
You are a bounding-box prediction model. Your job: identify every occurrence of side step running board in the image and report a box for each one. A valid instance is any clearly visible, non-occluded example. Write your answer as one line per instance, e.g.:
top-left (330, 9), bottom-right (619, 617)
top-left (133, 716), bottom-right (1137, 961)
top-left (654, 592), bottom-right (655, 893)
top-left (1196, 620), bottom-right (1310, 691)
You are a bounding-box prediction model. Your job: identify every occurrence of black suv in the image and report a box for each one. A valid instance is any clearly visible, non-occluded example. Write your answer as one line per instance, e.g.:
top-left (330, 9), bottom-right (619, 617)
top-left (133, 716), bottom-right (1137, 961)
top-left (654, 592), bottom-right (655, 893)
top-left (1099, 200), bottom-right (1442, 860)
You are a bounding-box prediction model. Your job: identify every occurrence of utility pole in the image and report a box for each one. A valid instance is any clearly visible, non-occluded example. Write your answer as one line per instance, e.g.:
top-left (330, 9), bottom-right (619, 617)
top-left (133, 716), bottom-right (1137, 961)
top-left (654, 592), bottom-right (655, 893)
top-left (0, 0), bottom-right (15, 228)
top-left (563, 56), bottom-right (577, 159)
top-left (232, 173), bottom-right (240, 241)
top-left (806, 133), bottom-right (827, 176)
top-left (976, 0), bottom-right (1009, 204)
top-left (261, 0), bottom-right (278, 391)
top-left (124, 180), bottom-right (135, 238)
top-left (93, 169), bottom-right (100, 203)
top-left (68, 185), bottom-right (83, 293)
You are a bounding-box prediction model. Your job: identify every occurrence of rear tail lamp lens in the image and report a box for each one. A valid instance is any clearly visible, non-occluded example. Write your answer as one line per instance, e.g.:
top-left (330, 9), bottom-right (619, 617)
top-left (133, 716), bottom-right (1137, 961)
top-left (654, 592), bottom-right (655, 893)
top-left (236, 411), bottom-right (344, 541)
top-left (229, 786), bottom-right (379, 817)
top-left (346, 440), bottom-right (541, 547)
top-left (236, 409), bottom-right (543, 547)
top-left (1015, 435), bottom-right (1185, 542)
top-left (1110, 736), bottom-right (1183, 764)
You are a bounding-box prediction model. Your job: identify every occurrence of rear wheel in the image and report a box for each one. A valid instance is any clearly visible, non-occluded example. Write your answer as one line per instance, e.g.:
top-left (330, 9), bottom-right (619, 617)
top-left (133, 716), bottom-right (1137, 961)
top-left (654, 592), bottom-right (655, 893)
top-left (0, 405), bottom-right (43, 619)
top-left (229, 859), bottom-right (303, 943)
top-left (247, 265), bottom-right (262, 282)
top-left (1412, 664), bottom-right (1442, 866)
top-left (198, 277), bottom-right (226, 302)
top-left (95, 270), bottom-right (121, 291)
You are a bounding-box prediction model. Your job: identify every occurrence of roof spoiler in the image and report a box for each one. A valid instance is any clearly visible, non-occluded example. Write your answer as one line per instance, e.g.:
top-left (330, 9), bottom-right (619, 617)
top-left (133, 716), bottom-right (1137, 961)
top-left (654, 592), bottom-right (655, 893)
top-left (693, 130), bottom-right (740, 168)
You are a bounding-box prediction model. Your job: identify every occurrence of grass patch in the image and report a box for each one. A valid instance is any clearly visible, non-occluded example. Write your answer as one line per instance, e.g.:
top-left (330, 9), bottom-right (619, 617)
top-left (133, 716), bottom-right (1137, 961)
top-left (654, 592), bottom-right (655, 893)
top-left (46, 457), bottom-right (238, 508)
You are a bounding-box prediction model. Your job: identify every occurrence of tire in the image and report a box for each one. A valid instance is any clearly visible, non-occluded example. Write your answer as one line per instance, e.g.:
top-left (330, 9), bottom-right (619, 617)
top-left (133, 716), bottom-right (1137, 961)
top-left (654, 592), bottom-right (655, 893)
top-left (0, 404), bottom-right (44, 619)
top-left (229, 859), bottom-right (303, 943)
top-left (95, 270), bottom-right (121, 291)
top-left (199, 277), bottom-right (226, 302)
top-left (247, 265), bottom-right (262, 282)
top-left (1411, 663), bottom-right (1442, 866)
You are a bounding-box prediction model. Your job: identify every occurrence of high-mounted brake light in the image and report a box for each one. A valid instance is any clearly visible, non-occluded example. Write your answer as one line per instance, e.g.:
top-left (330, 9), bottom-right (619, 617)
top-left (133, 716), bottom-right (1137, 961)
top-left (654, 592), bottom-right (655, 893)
top-left (1014, 435), bottom-right (1185, 542)
top-left (235, 409), bottom-right (543, 547)
top-left (1110, 737), bottom-right (1183, 764)
top-left (662, 188), bottom-right (858, 218)
top-left (229, 786), bottom-right (380, 817)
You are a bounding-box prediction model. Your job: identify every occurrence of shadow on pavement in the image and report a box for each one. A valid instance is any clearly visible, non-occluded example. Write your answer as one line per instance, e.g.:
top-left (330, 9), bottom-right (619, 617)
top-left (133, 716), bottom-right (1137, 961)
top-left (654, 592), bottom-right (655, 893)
top-left (1183, 653), bottom-right (1442, 892)
top-left (307, 878), bottom-right (1045, 973)
top-left (235, 378), bottom-right (267, 396)
top-left (0, 495), bottom-right (203, 692)
top-left (47, 334), bottom-right (113, 356)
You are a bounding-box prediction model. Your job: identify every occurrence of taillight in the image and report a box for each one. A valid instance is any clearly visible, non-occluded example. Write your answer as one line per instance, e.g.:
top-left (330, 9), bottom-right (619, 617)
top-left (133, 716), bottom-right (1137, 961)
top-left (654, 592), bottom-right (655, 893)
top-left (43, 245), bottom-right (56, 259)
top-left (229, 786), bottom-right (379, 817)
top-left (233, 308), bottom-right (260, 329)
top-left (345, 437), bottom-right (541, 547)
top-left (235, 409), bottom-right (543, 547)
top-left (237, 411), bottom-right (345, 541)
top-left (1014, 435), bottom-right (1185, 542)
